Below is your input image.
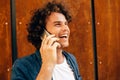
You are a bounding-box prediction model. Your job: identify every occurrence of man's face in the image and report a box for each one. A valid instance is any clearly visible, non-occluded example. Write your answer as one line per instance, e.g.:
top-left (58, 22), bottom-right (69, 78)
top-left (45, 12), bottom-right (70, 48)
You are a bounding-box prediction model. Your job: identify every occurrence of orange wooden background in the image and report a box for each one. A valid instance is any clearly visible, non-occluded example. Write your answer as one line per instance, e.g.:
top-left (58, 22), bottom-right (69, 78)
top-left (0, 0), bottom-right (12, 80)
top-left (0, 0), bottom-right (120, 80)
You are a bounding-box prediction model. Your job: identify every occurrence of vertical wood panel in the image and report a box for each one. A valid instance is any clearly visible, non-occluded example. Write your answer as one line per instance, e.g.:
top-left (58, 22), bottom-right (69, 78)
top-left (65, 0), bottom-right (94, 80)
top-left (0, 0), bottom-right (12, 80)
top-left (95, 0), bottom-right (120, 80)
top-left (16, 0), bottom-right (94, 80)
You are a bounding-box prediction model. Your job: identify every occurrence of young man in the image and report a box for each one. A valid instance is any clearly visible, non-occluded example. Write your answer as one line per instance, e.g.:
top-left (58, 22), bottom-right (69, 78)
top-left (11, 1), bottom-right (82, 80)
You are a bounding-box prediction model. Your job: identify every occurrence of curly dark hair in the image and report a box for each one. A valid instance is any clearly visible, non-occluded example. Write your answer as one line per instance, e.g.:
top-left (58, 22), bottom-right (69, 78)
top-left (27, 1), bottom-right (72, 50)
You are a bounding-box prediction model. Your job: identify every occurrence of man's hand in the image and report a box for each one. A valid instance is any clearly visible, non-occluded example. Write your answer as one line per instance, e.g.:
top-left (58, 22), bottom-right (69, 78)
top-left (36, 35), bottom-right (60, 80)
top-left (40, 34), bottom-right (60, 65)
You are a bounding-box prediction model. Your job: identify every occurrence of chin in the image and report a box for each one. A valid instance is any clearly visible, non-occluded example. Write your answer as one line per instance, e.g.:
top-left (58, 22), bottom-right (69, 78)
top-left (61, 43), bottom-right (69, 48)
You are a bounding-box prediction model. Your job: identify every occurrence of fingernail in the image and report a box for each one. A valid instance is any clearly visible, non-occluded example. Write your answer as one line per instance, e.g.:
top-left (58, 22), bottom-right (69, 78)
top-left (57, 38), bottom-right (60, 40)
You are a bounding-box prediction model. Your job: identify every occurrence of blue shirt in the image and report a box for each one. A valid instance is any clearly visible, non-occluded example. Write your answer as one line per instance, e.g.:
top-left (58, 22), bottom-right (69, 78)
top-left (11, 50), bottom-right (82, 80)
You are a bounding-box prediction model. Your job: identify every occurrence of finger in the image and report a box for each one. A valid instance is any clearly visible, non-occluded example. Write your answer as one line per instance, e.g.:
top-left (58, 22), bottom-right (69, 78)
top-left (42, 34), bottom-right (55, 46)
top-left (52, 42), bottom-right (61, 48)
top-left (48, 37), bottom-right (59, 46)
top-left (41, 34), bottom-right (47, 47)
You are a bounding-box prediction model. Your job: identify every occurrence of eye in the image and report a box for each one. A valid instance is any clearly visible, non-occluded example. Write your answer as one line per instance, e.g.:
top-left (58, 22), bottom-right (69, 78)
top-left (55, 23), bottom-right (61, 27)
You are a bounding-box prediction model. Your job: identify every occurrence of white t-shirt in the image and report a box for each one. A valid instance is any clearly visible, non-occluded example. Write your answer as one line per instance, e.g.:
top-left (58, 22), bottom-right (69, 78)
top-left (52, 57), bottom-right (75, 80)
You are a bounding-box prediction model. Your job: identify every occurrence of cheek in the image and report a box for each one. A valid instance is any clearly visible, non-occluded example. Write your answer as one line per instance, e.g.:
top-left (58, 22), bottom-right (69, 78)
top-left (68, 27), bottom-right (70, 32)
top-left (55, 31), bottom-right (60, 37)
top-left (69, 29), bottom-right (70, 34)
top-left (46, 27), bottom-right (58, 35)
top-left (51, 29), bottom-right (61, 36)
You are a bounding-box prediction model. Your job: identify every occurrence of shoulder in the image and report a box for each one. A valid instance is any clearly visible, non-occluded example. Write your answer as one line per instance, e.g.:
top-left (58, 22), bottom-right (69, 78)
top-left (13, 50), bottom-right (41, 68)
top-left (12, 50), bottom-right (42, 70)
top-left (11, 51), bottom-right (41, 79)
top-left (12, 53), bottom-right (36, 73)
top-left (13, 52), bottom-right (36, 67)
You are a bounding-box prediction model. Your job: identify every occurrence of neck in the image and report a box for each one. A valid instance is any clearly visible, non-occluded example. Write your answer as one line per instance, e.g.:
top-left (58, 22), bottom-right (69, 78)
top-left (56, 48), bottom-right (64, 64)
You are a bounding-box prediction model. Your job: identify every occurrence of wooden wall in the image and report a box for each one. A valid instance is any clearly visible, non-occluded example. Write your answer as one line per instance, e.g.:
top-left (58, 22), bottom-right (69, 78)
top-left (0, 0), bottom-right (120, 80)
top-left (0, 0), bottom-right (12, 80)
top-left (95, 0), bottom-right (120, 80)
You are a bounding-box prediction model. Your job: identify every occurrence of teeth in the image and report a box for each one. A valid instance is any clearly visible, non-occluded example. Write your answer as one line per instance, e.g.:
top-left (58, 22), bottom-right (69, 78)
top-left (62, 34), bottom-right (67, 36)
top-left (60, 34), bottom-right (68, 38)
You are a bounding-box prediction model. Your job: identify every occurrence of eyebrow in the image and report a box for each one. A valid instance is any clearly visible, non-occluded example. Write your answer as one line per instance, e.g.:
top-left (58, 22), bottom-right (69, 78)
top-left (53, 21), bottom-right (61, 24)
top-left (53, 21), bottom-right (68, 24)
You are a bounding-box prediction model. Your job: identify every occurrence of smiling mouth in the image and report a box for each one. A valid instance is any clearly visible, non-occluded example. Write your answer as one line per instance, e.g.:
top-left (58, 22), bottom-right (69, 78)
top-left (59, 34), bottom-right (68, 39)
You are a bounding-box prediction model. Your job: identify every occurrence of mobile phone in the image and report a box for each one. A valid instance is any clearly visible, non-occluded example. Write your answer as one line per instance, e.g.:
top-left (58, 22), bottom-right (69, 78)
top-left (40, 29), bottom-right (50, 40)
top-left (41, 29), bottom-right (61, 48)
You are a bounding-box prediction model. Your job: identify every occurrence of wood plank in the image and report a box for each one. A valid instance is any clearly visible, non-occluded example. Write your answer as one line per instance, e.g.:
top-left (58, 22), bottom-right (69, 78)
top-left (95, 0), bottom-right (120, 80)
top-left (0, 0), bottom-right (12, 79)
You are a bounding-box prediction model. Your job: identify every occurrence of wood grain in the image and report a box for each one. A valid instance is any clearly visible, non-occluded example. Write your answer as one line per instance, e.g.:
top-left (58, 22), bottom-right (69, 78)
top-left (15, 0), bottom-right (95, 80)
top-left (0, 0), bottom-right (120, 80)
top-left (95, 0), bottom-right (120, 80)
top-left (0, 0), bottom-right (12, 80)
